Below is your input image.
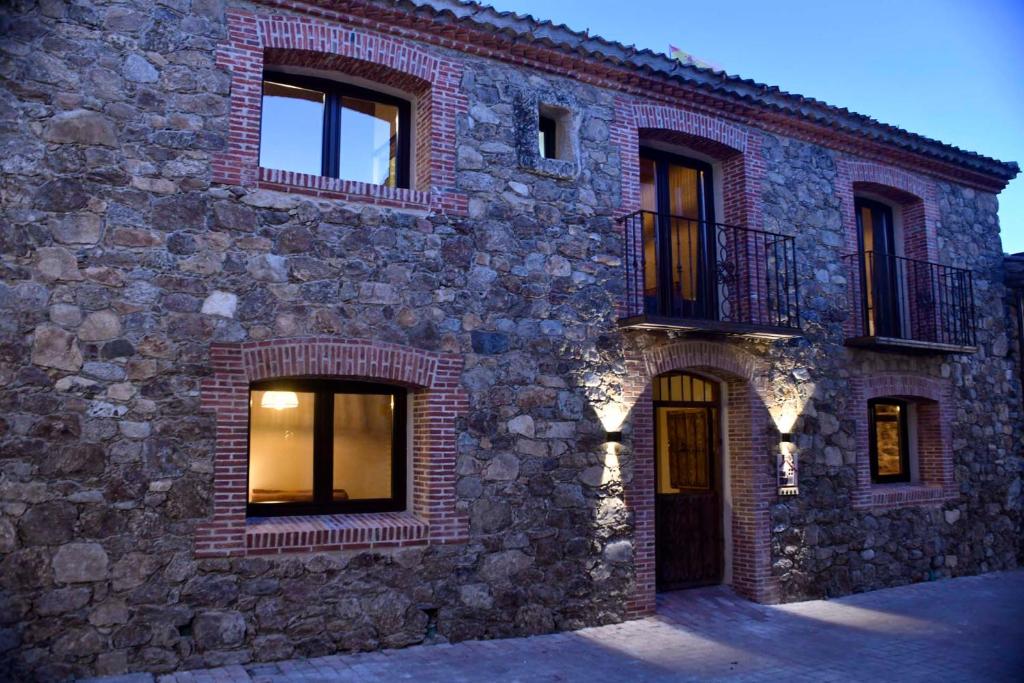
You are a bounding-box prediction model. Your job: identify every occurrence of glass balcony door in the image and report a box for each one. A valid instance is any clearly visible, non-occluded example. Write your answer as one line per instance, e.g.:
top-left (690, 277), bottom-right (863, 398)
top-left (639, 149), bottom-right (717, 319)
top-left (856, 198), bottom-right (902, 338)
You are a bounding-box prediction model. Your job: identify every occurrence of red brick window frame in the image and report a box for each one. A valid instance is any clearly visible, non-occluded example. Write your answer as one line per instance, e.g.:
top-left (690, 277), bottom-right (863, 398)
top-left (849, 373), bottom-right (956, 510)
top-left (611, 101), bottom-right (773, 323)
top-left (196, 338), bottom-right (469, 557)
top-left (613, 101), bottom-right (760, 225)
top-left (214, 9), bottom-right (468, 214)
top-left (835, 160), bottom-right (942, 339)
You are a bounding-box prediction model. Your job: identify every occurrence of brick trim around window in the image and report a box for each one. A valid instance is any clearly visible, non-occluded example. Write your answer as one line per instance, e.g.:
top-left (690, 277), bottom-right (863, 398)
top-left (214, 9), bottom-right (469, 214)
top-left (610, 100), bottom-right (768, 323)
top-left (836, 158), bottom-right (940, 263)
top-left (836, 159), bottom-right (943, 340)
top-left (622, 340), bottom-right (777, 618)
top-left (849, 372), bottom-right (956, 511)
top-left (613, 99), bottom-right (760, 225)
top-left (196, 337), bottom-right (469, 557)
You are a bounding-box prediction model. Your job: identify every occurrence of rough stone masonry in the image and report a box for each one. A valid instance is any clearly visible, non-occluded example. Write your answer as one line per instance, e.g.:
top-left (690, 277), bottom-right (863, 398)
top-left (0, 0), bottom-right (1020, 680)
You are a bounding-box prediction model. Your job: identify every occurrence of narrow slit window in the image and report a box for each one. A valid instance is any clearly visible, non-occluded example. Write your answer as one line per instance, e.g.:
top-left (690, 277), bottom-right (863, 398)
top-left (539, 114), bottom-right (557, 159)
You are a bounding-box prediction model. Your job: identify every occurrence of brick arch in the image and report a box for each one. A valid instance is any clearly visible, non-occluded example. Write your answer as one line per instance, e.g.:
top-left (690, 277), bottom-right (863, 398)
top-left (643, 339), bottom-right (761, 383)
top-left (860, 372), bottom-right (949, 403)
top-left (843, 160), bottom-right (932, 201)
top-left (634, 105), bottom-right (748, 155)
top-left (622, 341), bottom-right (776, 616)
top-left (613, 98), bottom-right (763, 229)
top-left (214, 9), bottom-right (468, 213)
top-left (197, 337), bottom-right (468, 557)
top-left (257, 18), bottom-right (440, 82)
top-left (849, 372), bottom-right (955, 510)
top-left (264, 49), bottom-right (433, 97)
top-left (836, 158), bottom-right (939, 263)
top-left (240, 337), bottom-right (445, 389)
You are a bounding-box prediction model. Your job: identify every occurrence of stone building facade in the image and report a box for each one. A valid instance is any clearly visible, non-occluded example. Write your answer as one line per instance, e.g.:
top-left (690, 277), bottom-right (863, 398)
top-left (0, 0), bottom-right (1021, 679)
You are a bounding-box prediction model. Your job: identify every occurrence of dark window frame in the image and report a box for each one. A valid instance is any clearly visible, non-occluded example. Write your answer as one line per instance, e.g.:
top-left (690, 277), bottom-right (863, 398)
top-left (260, 71), bottom-right (412, 189)
top-left (855, 196), bottom-right (902, 338)
top-left (868, 397), bottom-right (911, 484)
top-left (538, 113), bottom-right (558, 159)
top-left (246, 377), bottom-right (408, 517)
top-left (639, 146), bottom-right (718, 320)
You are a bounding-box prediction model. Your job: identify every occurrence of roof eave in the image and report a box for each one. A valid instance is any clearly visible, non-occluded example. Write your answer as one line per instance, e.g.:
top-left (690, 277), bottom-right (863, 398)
top-left (402, 0), bottom-right (1019, 188)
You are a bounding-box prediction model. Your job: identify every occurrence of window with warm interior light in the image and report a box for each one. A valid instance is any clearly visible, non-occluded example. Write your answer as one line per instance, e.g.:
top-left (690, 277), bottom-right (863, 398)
top-left (868, 398), bottom-right (911, 484)
top-left (654, 372), bottom-right (720, 493)
top-left (259, 72), bottom-right (411, 188)
top-left (247, 378), bottom-right (407, 516)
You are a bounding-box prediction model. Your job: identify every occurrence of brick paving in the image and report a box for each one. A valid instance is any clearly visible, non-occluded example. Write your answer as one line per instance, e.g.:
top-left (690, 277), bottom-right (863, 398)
top-left (89, 570), bottom-right (1024, 682)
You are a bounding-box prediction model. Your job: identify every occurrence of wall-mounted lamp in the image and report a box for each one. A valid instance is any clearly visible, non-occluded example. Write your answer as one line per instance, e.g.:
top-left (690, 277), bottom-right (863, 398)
top-left (605, 430), bottom-right (623, 444)
top-left (777, 437), bottom-right (799, 496)
top-left (260, 391), bottom-right (299, 410)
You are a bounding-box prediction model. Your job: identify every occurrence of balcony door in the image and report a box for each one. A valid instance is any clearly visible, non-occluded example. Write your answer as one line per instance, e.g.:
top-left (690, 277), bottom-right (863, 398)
top-left (856, 197), bottom-right (901, 337)
top-left (639, 149), bottom-right (717, 319)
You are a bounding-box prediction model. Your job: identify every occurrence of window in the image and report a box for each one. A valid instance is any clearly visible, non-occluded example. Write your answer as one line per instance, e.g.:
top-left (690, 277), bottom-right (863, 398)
top-left (247, 378), bottom-right (407, 516)
top-left (536, 104), bottom-right (572, 161)
top-left (855, 197), bottom-right (903, 338)
top-left (868, 398), bottom-right (910, 483)
top-left (538, 114), bottom-right (557, 159)
top-left (654, 372), bottom-right (720, 493)
top-left (259, 72), bottom-right (411, 188)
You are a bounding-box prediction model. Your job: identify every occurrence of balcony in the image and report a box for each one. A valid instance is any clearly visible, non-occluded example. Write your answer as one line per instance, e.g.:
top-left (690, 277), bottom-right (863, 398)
top-left (843, 251), bottom-right (976, 353)
top-left (619, 210), bottom-right (801, 338)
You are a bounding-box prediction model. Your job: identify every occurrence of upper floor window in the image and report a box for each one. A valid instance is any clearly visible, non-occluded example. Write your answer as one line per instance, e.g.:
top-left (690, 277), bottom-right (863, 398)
top-left (856, 197), bottom-right (903, 338)
top-left (260, 72), bottom-right (411, 188)
top-left (868, 398), bottom-right (910, 484)
top-left (538, 114), bottom-right (557, 159)
top-left (248, 378), bottom-right (407, 516)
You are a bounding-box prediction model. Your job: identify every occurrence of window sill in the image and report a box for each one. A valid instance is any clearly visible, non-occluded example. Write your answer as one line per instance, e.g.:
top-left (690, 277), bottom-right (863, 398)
top-left (859, 483), bottom-right (955, 511)
top-left (245, 510), bottom-right (429, 555)
top-left (516, 151), bottom-right (579, 180)
top-left (258, 167), bottom-right (433, 211)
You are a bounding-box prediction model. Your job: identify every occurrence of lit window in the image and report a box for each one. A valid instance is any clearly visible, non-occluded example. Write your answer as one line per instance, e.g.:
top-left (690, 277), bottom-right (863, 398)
top-left (654, 371), bottom-right (719, 493)
top-left (868, 398), bottom-right (910, 483)
top-left (259, 72), bottom-right (410, 188)
top-left (248, 379), bottom-right (406, 516)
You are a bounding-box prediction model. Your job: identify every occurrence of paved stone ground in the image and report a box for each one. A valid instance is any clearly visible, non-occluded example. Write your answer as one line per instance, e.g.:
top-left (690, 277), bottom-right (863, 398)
top-left (89, 570), bottom-right (1024, 682)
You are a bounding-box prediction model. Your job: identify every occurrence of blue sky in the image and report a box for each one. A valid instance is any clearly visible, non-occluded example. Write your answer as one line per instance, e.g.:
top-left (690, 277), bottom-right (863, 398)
top-left (489, 0), bottom-right (1024, 253)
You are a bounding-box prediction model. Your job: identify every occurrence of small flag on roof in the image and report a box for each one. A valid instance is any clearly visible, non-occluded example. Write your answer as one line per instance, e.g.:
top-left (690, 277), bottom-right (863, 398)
top-left (668, 45), bottom-right (724, 74)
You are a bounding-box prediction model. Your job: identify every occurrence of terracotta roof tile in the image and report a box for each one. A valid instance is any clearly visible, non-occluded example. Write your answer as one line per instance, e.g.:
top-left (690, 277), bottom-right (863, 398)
top-left (398, 0), bottom-right (1019, 185)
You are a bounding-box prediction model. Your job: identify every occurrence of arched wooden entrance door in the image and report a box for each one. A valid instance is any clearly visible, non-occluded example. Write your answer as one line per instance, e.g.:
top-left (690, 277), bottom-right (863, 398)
top-left (653, 371), bottom-right (723, 590)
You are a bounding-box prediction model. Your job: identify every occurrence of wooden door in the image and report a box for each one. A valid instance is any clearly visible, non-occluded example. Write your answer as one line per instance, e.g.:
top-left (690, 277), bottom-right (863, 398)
top-left (655, 400), bottom-right (723, 591)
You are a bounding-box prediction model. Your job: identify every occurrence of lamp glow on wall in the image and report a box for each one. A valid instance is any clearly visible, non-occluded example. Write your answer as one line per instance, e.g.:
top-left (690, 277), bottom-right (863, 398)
top-left (595, 400), bottom-right (629, 486)
top-left (260, 391), bottom-right (299, 410)
top-left (762, 377), bottom-right (812, 497)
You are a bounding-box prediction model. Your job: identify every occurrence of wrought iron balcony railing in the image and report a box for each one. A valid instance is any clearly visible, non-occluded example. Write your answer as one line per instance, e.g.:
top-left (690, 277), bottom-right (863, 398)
top-left (843, 251), bottom-right (976, 349)
top-left (620, 211), bottom-right (800, 336)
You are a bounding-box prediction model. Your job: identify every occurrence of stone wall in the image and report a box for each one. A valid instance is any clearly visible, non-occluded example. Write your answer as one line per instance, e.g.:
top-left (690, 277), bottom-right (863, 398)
top-left (0, 0), bottom-right (1019, 680)
top-left (756, 135), bottom-right (1022, 599)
